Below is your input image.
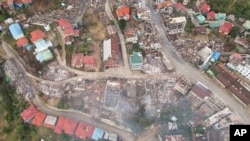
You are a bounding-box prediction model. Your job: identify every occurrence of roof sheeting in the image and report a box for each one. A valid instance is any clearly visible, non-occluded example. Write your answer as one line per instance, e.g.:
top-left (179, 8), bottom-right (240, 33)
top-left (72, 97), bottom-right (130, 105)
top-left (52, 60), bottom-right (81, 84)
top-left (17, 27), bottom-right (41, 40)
top-left (35, 49), bottom-right (53, 62)
top-left (34, 39), bottom-right (52, 53)
top-left (16, 37), bottom-right (28, 47)
top-left (9, 23), bottom-right (24, 40)
top-left (44, 115), bottom-right (58, 129)
top-left (211, 51), bottom-right (221, 62)
top-left (130, 52), bottom-right (143, 64)
top-left (75, 122), bottom-right (94, 140)
top-left (63, 118), bottom-right (78, 135)
top-left (30, 29), bottom-right (46, 43)
top-left (190, 82), bottom-right (212, 99)
top-left (31, 111), bottom-right (46, 126)
top-left (92, 128), bottom-right (104, 140)
top-left (243, 20), bottom-right (250, 30)
top-left (20, 105), bottom-right (38, 122)
top-left (103, 39), bottom-right (112, 61)
top-left (54, 117), bottom-right (65, 134)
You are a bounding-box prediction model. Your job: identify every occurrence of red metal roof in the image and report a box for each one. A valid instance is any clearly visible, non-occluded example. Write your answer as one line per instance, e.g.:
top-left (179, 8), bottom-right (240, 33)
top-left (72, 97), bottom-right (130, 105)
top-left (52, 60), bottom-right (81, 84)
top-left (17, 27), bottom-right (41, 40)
top-left (74, 29), bottom-right (80, 36)
top-left (30, 29), bottom-right (46, 43)
top-left (84, 56), bottom-right (96, 67)
top-left (207, 11), bottom-right (215, 20)
top-left (7, 0), bottom-right (13, 4)
top-left (31, 111), bottom-right (46, 126)
top-left (63, 28), bottom-right (74, 36)
top-left (116, 6), bottom-right (130, 18)
top-left (157, 1), bottom-right (172, 9)
top-left (20, 105), bottom-right (38, 122)
top-left (71, 53), bottom-right (84, 68)
top-left (63, 118), bottom-right (78, 135)
top-left (75, 122), bottom-right (94, 140)
top-left (124, 27), bottom-right (137, 38)
top-left (174, 3), bottom-right (185, 10)
top-left (54, 117), bottom-right (65, 134)
top-left (200, 3), bottom-right (211, 13)
top-left (16, 37), bottom-right (28, 47)
top-left (219, 21), bottom-right (233, 35)
top-left (22, 0), bottom-right (32, 4)
top-left (57, 19), bottom-right (72, 29)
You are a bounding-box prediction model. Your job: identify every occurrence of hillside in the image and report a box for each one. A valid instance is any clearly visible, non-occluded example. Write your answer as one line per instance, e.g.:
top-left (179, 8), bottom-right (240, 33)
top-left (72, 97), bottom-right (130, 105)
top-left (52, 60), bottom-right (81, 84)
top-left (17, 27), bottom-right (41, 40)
top-left (207, 0), bottom-right (250, 18)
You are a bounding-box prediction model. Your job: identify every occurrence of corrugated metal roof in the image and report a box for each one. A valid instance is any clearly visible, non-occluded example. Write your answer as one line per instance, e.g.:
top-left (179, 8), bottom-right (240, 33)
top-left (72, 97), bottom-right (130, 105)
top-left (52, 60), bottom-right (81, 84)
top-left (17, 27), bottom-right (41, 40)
top-left (34, 39), bottom-right (52, 53)
top-left (9, 23), bottom-right (24, 40)
top-left (103, 39), bottom-right (112, 61)
top-left (91, 128), bottom-right (104, 140)
top-left (130, 52), bottom-right (143, 64)
top-left (35, 49), bottom-right (53, 62)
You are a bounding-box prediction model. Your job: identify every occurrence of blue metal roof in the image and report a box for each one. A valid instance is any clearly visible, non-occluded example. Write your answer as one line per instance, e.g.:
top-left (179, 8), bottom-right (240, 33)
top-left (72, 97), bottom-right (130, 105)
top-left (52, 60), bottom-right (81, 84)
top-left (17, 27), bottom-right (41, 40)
top-left (211, 51), bottom-right (221, 62)
top-left (9, 23), bottom-right (24, 40)
top-left (91, 128), bottom-right (104, 140)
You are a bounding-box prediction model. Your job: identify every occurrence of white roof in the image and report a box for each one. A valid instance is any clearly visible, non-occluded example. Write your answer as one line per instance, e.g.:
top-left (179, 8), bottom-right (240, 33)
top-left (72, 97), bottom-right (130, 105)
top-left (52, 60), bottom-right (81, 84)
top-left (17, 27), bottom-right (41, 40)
top-left (44, 115), bottom-right (57, 126)
top-left (103, 39), bottom-right (112, 61)
top-left (197, 46), bottom-right (212, 61)
top-left (35, 39), bottom-right (52, 53)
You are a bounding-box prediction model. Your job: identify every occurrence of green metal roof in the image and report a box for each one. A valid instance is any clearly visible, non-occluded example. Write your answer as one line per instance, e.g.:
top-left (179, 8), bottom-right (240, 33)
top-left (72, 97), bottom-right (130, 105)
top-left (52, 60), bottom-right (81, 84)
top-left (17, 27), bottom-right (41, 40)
top-left (209, 21), bottom-right (224, 28)
top-left (196, 14), bottom-right (206, 24)
top-left (130, 52), bottom-right (143, 64)
top-left (36, 49), bottom-right (53, 62)
top-left (243, 20), bottom-right (250, 30)
top-left (215, 13), bottom-right (226, 21)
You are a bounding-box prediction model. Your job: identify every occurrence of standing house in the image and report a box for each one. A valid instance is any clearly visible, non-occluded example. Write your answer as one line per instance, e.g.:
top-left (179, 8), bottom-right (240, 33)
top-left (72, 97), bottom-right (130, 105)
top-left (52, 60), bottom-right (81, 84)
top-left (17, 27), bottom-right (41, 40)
top-left (219, 21), bottom-right (233, 35)
top-left (57, 18), bottom-right (79, 41)
top-left (243, 20), bottom-right (250, 31)
top-left (71, 53), bottom-right (84, 68)
top-left (14, 0), bottom-right (23, 8)
top-left (30, 29), bottom-right (53, 62)
top-left (9, 23), bottom-right (24, 40)
top-left (20, 105), bottom-right (38, 122)
top-left (103, 39), bottom-right (112, 61)
top-left (92, 128), bottom-right (105, 141)
top-left (75, 122), bottom-right (94, 140)
top-left (31, 111), bottom-right (46, 126)
top-left (200, 3), bottom-right (211, 13)
top-left (129, 51), bottom-right (143, 70)
top-left (116, 6), bottom-right (130, 20)
top-left (7, 0), bottom-right (14, 9)
top-left (124, 27), bottom-right (138, 43)
top-left (16, 37), bottom-right (28, 48)
top-left (22, 0), bottom-right (32, 7)
top-left (207, 11), bottom-right (215, 20)
top-left (83, 56), bottom-right (96, 69)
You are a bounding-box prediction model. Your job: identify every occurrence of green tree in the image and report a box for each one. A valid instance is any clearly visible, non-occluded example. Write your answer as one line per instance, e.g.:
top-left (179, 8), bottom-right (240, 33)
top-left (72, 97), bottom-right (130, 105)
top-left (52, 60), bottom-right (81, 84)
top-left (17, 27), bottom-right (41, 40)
top-left (118, 19), bottom-right (126, 33)
top-left (230, 26), bottom-right (240, 38)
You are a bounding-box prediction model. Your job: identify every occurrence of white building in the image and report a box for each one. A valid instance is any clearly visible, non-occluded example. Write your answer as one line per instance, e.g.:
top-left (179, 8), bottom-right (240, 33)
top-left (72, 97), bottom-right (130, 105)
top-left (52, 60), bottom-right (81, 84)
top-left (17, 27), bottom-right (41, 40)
top-left (103, 39), bottom-right (112, 61)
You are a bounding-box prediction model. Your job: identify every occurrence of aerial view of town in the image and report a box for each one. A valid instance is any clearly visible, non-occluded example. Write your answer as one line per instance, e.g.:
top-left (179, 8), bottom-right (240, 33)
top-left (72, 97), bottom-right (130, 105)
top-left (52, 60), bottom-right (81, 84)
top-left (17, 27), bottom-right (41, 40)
top-left (0, 0), bottom-right (250, 141)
